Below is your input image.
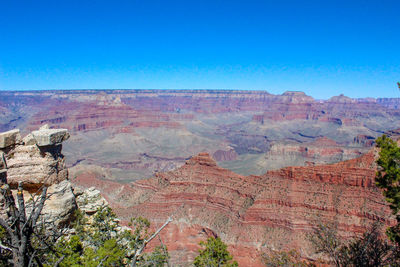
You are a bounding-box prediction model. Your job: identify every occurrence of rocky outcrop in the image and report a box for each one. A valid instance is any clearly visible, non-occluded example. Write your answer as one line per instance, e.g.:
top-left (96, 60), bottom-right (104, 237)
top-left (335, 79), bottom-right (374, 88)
top-left (32, 127), bottom-right (70, 146)
top-left (0, 127), bottom-right (69, 191)
top-left (40, 180), bottom-right (77, 227)
top-left (0, 127), bottom-right (77, 228)
top-left (262, 137), bottom-right (365, 169)
top-left (0, 129), bottom-right (21, 149)
top-left (75, 186), bottom-right (109, 214)
top-left (353, 134), bottom-right (375, 147)
top-left (75, 151), bottom-right (393, 266)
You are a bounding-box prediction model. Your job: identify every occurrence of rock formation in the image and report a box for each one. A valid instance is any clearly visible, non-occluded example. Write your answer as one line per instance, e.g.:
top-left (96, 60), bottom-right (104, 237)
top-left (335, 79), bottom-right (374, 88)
top-left (0, 127), bottom-right (75, 227)
top-left (1, 90), bottom-right (400, 181)
top-left (72, 150), bottom-right (394, 266)
top-left (0, 125), bottom-right (70, 191)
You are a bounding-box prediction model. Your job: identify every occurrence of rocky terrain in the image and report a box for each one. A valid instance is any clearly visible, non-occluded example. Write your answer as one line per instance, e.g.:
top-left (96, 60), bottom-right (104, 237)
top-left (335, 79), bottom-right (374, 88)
top-left (0, 126), bottom-right (124, 242)
top-left (72, 149), bottom-right (394, 266)
top-left (0, 120), bottom-right (397, 265)
top-left (1, 90), bottom-right (400, 182)
top-left (0, 126), bottom-right (76, 226)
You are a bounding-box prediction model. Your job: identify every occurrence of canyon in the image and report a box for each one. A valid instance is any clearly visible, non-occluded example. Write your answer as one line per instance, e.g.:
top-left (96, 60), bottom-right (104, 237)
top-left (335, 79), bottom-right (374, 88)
top-left (1, 90), bottom-right (400, 181)
top-left (1, 89), bottom-right (400, 265)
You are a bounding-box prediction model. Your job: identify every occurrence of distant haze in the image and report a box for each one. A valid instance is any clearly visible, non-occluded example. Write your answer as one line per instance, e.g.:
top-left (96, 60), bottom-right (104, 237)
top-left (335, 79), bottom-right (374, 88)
top-left (0, 0), bottom-right (399, 99)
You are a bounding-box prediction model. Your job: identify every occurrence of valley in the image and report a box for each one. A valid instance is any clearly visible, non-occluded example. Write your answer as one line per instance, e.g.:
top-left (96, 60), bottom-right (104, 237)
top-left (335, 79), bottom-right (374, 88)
top-left (1, 89), bottom-right (398, 182)
top-left (1, 89), bottom-right (400, 265)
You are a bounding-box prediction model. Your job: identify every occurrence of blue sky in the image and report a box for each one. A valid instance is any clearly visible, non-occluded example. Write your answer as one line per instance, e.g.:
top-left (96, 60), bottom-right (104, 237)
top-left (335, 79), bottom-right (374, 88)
top-left (0, 0), bottom-right (399, 99)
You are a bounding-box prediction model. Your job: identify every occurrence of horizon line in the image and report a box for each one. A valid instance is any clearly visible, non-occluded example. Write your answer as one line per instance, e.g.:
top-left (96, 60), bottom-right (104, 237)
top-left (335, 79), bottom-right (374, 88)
top-left (1, 88), bottom-right (398, 100)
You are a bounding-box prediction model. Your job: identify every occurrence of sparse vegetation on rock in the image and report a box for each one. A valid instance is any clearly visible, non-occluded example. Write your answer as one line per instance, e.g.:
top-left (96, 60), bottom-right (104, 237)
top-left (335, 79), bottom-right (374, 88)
top-left (45, 207), bottom-right (170, 267)
top-left (0, 183), bottom-right (171, 267)
top-left (193, 237), bottom-right (238, 267)
top-left (0, 128), bottom-right (172, 266)
top-left (262, 249), bottom-right (313, 267)
top-left (310, 222), bottom-right (400, 267)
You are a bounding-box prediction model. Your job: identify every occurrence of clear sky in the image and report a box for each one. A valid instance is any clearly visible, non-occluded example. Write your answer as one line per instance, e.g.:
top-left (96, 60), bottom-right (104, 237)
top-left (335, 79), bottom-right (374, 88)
top-left (0, 0), bottom-right (399, 99)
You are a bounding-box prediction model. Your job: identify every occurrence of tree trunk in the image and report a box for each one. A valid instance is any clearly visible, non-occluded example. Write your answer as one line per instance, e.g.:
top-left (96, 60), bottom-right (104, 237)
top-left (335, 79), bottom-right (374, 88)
top-left (13, 249), bottom-right (27, 267)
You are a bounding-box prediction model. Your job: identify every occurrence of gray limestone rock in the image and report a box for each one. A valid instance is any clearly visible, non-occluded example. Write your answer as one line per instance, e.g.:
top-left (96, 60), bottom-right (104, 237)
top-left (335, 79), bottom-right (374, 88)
top-left (5, 143), bottom-right (69, 189)
top-left (0, 129), bottom-right (21, 149)
top-left (32, 129), bottom-right (70, 146)
top-left (40, 124), bottom-right (50, 130)
top-left (0, 180), bottom-right (78, 228)
top-left (22, 133), bottom-right (36, 146)
top-left (0, 151), bottom-right (6, 169)
top-left (76, 187), bottom-right (108, 214)
top-left (41, 180), bottom-right (77, 227)
top-left (4, 127), bottom-right (70, 189)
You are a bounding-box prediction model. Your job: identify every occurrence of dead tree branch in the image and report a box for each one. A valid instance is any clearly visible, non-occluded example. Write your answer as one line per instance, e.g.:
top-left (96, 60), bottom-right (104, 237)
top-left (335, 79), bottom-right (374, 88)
top-left (131, 217), bottom-right (172, 267)
top-left (0, 181), bottom-right (49, 267)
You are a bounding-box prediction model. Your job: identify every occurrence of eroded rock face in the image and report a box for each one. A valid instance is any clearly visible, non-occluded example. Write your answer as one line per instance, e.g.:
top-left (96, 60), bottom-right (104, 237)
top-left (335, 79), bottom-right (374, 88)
top-left (0, 127), bottom-right (77, 228)
top-left (0, 128), bottom-right (69, 190)
top-left (40, 180), bottom-right (77, 227)
top-left (73, 151), bottom-right (394, 266)
top-left (32, 128), bottom-right (70, 147)
top-left (76, 186), bottom-right (109, 214)
top-left (2, 90), bottom-right (400, 181)
top-left (0, 129), bottom-right (21, 149)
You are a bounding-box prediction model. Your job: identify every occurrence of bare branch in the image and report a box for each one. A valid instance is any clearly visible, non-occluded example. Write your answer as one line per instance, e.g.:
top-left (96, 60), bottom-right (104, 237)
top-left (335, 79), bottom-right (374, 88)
top-left (0, 241), bottom-right (12, 252)
top-left (158, 234), bottom-right (170, 267)
top-left (17, 182), bottom-right (27, 225)
top-left (53, 255), bottom-right (65, 267)
top-left (131, 217), bottom-right (172, 267)
top-left (27, 250), bottom-right (37, 267)
top-left (144, 217), bottom-right (172, 247)
top-left (31, 187), bottom-right (48, 228)
top-left (0, 184), bottom-right (18, 220)
top-left (97, 255), bottom-right (109, 267)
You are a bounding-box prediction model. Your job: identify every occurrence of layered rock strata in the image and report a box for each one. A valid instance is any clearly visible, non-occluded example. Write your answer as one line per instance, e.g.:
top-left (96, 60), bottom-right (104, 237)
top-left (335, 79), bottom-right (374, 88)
top-left (0, 127), bottom-right (76, 227)
top-left (0, 126), bottom-right (70, 190)
top-left (73, 151), bottom-right (394, 266)
top-left (2, 90), bottom-right (400, 181)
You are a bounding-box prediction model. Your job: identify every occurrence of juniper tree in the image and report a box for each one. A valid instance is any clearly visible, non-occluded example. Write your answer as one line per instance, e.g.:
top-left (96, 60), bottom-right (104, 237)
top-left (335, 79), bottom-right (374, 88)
top-left (193, 237), bottom-right (238, 267)
top-left (375, 134), bottom-right (400, 244)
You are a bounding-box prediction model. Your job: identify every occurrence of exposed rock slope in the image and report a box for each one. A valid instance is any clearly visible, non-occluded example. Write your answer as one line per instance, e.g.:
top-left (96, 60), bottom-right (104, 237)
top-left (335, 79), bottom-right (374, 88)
top-left (73, 151), bottom-right (394, 266)
top-left (2, 90), bottom-right (400, 180)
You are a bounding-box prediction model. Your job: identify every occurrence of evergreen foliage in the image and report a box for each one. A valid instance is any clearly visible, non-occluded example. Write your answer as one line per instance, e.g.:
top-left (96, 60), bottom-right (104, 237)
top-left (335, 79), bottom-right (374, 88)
top-left (262, 249), bottom-right (313, 267)
top-left (193, 237), bottom-right (238, 267)
top-left (44, 207), bottom-right (169, 266)
top-left (310, 222), bottom-right (400, 267)
top-left (376, 134), bottom-right (400, 244)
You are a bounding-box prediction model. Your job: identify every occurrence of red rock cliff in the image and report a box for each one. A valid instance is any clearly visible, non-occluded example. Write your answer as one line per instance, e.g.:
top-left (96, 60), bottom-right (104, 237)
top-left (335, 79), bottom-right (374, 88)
top-left (73, 150), bottom-right (394, 266)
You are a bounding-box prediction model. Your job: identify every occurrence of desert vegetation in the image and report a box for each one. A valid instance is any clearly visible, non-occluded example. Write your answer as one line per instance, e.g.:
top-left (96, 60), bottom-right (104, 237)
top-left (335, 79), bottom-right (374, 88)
top-left (193, 237), bottom-right (238, 267)
top-left (0, 179), bottom-right (171, 266)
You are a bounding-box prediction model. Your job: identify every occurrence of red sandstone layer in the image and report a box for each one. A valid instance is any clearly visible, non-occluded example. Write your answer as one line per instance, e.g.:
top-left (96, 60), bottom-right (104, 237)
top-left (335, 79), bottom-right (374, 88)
top-left (72, 150), bottom-right (394, 266)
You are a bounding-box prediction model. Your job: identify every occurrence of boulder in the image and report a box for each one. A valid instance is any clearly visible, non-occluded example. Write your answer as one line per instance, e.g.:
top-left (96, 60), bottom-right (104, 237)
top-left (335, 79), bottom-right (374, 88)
top-left (22, 133), bottom-right (36, 146)
top-left (76, 187), bottom-right (108, 214)
top-left (32, 128), bottom-right (70, 147)
top-left (0, 129), bottom-right (21, 149)
top-left (3, 127), bottom-right (70, 190)
top-left (40, 180), bottom-right (77, 227)
top-left (5, 143), bottom-right (69, 190)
